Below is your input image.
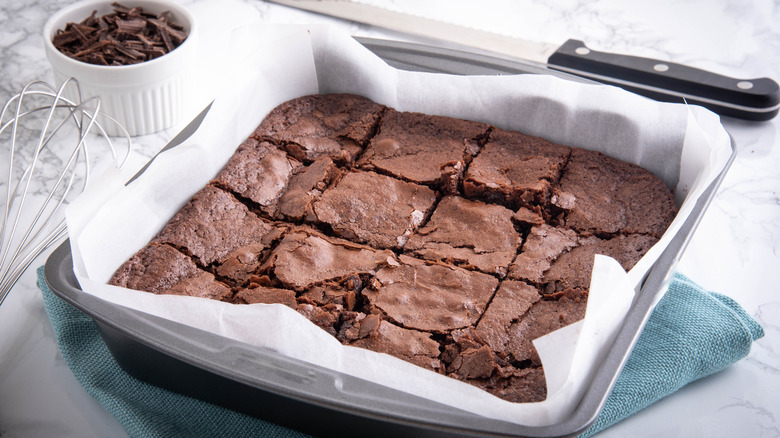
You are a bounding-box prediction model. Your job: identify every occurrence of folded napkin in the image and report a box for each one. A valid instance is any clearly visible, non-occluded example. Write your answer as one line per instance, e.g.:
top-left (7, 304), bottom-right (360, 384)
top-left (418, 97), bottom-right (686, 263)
top-left (38, 267), bottom-right (763, 437)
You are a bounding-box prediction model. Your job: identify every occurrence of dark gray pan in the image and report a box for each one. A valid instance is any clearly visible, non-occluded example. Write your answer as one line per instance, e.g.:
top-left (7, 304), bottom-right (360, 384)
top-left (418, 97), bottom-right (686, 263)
top-left (44, 37), bottom-right (737, 438)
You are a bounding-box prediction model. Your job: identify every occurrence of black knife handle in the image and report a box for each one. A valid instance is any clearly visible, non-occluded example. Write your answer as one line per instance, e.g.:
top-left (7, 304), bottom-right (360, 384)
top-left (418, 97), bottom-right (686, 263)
top-left (547, 39), bottom-right (780, 121)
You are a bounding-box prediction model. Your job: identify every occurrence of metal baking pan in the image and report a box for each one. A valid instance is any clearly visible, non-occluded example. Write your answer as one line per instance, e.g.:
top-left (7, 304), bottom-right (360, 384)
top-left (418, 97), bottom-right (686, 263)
top-left (44, 38), bottom-right (737, 438)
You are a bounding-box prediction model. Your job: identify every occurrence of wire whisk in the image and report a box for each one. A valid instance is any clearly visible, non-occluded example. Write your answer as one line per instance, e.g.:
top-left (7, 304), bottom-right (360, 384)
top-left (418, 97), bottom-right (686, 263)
top-left (0, 78), bottom-right (131, 305)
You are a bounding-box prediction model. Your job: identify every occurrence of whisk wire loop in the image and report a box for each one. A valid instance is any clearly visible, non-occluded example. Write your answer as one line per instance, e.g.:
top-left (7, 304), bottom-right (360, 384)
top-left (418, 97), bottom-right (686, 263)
top-left (0, 78), bottom-right (131, 305)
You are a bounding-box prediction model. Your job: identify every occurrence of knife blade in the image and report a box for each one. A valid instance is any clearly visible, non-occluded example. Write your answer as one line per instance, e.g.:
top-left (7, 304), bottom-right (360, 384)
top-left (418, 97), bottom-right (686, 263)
top-left (125, 100), bottom-right (215, 186)
top-left (267, 0), bottom-right (780, 121)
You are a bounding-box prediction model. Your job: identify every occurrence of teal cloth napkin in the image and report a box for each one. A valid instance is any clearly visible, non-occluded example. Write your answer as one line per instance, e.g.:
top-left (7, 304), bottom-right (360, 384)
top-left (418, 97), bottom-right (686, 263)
top-left (38, 267), bottom-right (763, 437)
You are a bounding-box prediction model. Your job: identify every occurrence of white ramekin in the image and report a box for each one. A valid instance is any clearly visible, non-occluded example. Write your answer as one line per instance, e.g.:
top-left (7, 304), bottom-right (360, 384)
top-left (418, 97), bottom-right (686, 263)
top-left (43, 0), bottom-right (198, 136)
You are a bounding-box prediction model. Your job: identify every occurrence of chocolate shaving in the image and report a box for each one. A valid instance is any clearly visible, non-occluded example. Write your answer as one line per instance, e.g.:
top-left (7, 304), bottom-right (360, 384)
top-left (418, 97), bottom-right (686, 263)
top-left (52, 2), bottom-right (187, 66)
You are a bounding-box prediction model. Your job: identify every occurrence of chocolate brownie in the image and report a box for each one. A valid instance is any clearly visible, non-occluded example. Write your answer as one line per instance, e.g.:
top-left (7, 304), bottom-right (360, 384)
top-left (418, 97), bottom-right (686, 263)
top-left (275, 157), bottom-right (337, 221)
top-left (110, 243), bottom-right (231, 300)
top-left (508, 224), bottom-right (584, 284)
top-left (543, 234), bottom-right (659, 292)
top-left (152, 185), bottom-right (283, 268)
top-left (363, 255), bottom-right (499, 333)
top-left (110, 93), bottom-right (679, 405)
top-left (260, 227), bottom-right (396, 291)
top-left (349, 316), bottom-right (443, 371)
top-left (253, 94), bottom-right (385, 164)
top-left (463, 128), bottom-right (571, 210)
top-left (404, 196), bottom-right (519, 276)
top-left (358, 110), bottom-right (489, 193)
top-left (312, 171), bottom-right (437, 249)
top-left (234, 285), bottom-right (297, 308)
top-left (212, 138), bottom-right (301, 216)
top-left (557, 147), bottom-right (677, 237)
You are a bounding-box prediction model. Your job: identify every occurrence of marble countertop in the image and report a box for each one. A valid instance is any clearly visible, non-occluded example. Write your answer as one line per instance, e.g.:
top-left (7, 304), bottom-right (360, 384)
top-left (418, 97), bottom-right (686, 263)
top-left (0, 0), bottom-right (778, 437)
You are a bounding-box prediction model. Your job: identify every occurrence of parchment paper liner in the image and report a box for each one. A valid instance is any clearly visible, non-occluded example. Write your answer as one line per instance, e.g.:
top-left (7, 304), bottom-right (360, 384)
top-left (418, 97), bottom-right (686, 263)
top-left (65, 23), bottom-right (732, 427)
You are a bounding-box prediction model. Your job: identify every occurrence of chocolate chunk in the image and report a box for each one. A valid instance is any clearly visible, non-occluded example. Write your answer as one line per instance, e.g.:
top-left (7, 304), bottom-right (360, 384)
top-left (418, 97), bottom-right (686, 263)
top-left (52, 2), bottom-right (187, 66)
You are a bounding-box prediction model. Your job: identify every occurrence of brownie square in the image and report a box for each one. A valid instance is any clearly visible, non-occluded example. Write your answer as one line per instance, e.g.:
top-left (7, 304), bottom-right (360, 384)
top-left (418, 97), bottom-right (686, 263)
top-left (543, 233), bottom-right (659, 292)
top-left (558, 147), bottom-right (677, 237)
top-left (152, 185), bottom-right (283, 267)
top-left (253, 94), bottom-right (385, 164)
top-left (349, 317), bottom-right (443, 372)
top-left (404, 196), bottom-right (520, 276)
top-left (357, 110), bottom-right (489, 193)
top-left (274, 157), bottom-right (338, 221)
top-left (464, 128), bottom-right (570, 209)
top-left (474, 280), bottom-right (542, 354)
top-left (363, 255), bottom-right (499, 333)
top-left (109, 243), bottom-right (231, 300)
top-left (212, 138), bottom-right (301, 216)
top-left (312, 171), bottom-right (437, 249)
top-left (507, 224), bottom-right (582, 284)
top-left (234, 285), bottom-right (297, 308)
top-left (504, 288), bottom-right (589, 366)
top-left (260, 227), bottom-right (396, 291)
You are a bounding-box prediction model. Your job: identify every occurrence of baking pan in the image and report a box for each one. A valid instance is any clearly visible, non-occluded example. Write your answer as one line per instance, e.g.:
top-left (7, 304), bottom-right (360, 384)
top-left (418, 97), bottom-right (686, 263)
top-left (44, 38), bottom-right (737, 438)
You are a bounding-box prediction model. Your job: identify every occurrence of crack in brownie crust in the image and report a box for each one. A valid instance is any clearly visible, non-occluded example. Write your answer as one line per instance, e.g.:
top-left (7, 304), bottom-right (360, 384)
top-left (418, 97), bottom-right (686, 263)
top-left (357, 110), bottom-right (490, 193)
top-left (312, 171), bottom-right (437, 250)
top-left (109, 93), bottom-right (679, 404)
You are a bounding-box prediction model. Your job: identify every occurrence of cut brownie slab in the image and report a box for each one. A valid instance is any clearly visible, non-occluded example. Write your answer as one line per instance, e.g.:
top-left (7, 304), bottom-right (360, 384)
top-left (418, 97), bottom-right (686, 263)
top-left (364, 255), bottom-right (499, 333)
top-left (234, 285), bottom-right (297, 308)
top-left (543, 233), bottom-right (658, 292)
top-left (349, 317), bottom-right (443, 372)
top-left (312, 171), bottom-right (437, 249)
top-left (557, 147), bottom-right (677, 237)
top-left (275, 157), bottom-right (338, 221)
top-left (474, 280), bottom-right (542, 355)
top-left (464, 128), bottom-right (570, 210)
top-left (212, 138), bottom-right (301, 216)
top-left (508, 224), bottom-right (585, 284)
top-left (260, 227), bottom-right (396, 291)
top-left (404, 196), bottom-right (520, 276)
top-left (253, 94), bottom-right (385, 164)
top-left (358, 110), bottom-right (489, 193)
top-left (152, 185), bottom-right (283, 269)
top-left (504, 288), bottom-right (589, 366)
top-left (109, 243), bottom-right (231, 300)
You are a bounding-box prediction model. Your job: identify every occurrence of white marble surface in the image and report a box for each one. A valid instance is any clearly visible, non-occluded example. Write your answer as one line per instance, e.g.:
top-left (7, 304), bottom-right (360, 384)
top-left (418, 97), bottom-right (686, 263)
top-left (0, 0), bottom-right (778, 437)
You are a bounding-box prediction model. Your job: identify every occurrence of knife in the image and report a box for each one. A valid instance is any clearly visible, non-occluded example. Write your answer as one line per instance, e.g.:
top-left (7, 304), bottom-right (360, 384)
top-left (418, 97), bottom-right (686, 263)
top-left (125, 100), bottom-right (215, 186)
top-left (267, 0), bottom-right (779, 121)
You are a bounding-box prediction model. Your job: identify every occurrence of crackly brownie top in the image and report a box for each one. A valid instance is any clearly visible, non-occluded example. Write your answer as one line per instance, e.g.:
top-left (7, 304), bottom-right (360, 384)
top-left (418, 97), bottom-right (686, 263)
top-left (357, 110), bottom-right (489, 193)
top-left (253, 93), bottom-right (385, 164)
top-left (110, 243), bottom-right (231, 300)
top-left (312, 171), bottom-right (437, 249)
top-left (261, 227), bottom-right (396, 291)
top-left (463, 127), bottom-right (571, 209)
top-left (405, 196), bottom-right (520, 276)
top-left (349, 316), bottom-right (443, 371)
top-left (275, 157), bottom-right (338, 221)
top-left (152, 185), bottom-right (282, 267)
top-left (543, 233), bottom-right (659, 292)
top-left (558, 147), bottom-right (677, 237)
top-left (112, 93), bottom-right (679, 405)
top-left (364, 255), bottom-right (499, 333)
top-left (212, 138), bottom-right (301, 216)
top-left (508, 224), bottom-right (583, 284)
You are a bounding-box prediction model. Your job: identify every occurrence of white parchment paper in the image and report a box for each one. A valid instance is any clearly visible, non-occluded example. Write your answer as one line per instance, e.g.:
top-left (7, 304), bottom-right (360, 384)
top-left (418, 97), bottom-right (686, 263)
top-left (65, 22), bottom-right (732, 427)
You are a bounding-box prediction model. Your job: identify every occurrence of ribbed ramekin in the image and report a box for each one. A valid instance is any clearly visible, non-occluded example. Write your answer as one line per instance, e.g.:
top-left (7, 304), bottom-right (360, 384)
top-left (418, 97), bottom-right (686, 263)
top-left (43, 0), bottom-right (198, 136)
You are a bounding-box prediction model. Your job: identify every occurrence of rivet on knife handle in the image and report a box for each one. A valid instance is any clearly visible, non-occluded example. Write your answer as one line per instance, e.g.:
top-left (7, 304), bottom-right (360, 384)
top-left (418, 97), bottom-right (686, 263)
top-left (547, 39), bottom-right (780, 121)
